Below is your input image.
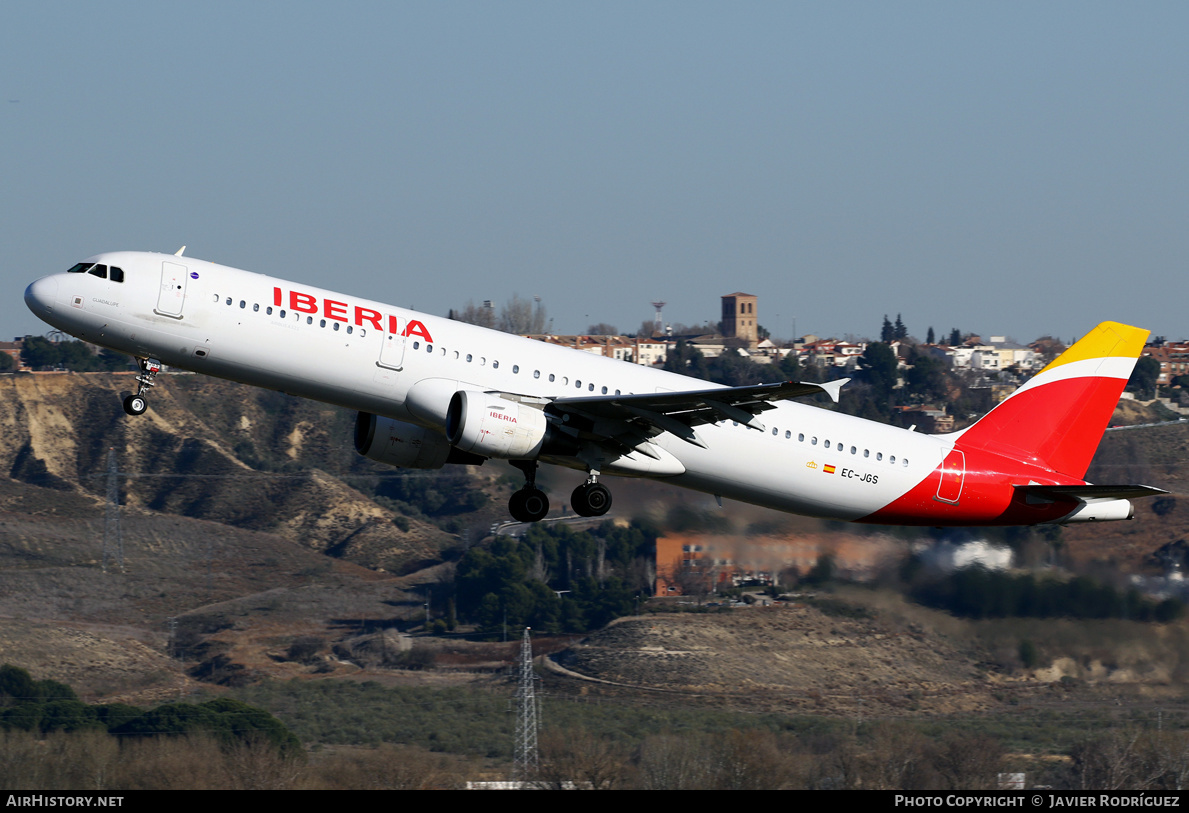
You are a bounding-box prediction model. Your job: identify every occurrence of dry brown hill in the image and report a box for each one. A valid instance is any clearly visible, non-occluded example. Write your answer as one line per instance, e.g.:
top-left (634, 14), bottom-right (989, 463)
top-left (0, 371), bottom-right (467, 572)
top-left (548, 604), bottom-right (996, 716)
top-left (1069, 419), bottom-right (1189, 571)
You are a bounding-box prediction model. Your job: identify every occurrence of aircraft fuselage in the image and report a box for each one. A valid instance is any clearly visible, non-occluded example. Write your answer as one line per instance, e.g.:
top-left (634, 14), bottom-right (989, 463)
top-left (24, 251), bottom-right (1146, 526)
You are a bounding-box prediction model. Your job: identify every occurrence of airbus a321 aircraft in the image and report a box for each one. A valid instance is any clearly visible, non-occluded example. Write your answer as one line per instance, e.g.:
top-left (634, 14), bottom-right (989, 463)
top-left (24, 250), bottom-right (1165, 525)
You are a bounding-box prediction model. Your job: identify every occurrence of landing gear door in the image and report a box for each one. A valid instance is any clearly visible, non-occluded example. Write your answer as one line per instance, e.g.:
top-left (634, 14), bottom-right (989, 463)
top-left (156, 262), bottom-right (188, 318)
top-left (378, 317), bottom-right (406, 371)
top-left (934, 449), bottom-right (966, 505)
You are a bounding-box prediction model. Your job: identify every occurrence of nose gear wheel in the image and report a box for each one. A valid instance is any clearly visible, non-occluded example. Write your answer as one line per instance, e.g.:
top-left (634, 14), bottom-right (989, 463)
top-left (123, 358), bottom-right (162, 416)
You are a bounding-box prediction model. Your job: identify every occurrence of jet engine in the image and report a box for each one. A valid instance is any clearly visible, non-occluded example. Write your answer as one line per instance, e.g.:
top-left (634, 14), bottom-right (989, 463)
top-left (445, 391), bottom-right (551, 459)
top-left (355, 412), bottom-right (483, 469)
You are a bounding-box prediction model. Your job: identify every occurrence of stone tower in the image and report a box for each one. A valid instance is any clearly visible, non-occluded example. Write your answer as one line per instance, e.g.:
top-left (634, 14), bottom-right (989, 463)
top-left (721, 292), bottom-right (758, 349)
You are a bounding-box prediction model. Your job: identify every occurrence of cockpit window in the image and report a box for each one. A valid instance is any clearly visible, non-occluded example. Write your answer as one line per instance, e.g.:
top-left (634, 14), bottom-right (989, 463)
top-left (66, 262), bottom-right (123, 282)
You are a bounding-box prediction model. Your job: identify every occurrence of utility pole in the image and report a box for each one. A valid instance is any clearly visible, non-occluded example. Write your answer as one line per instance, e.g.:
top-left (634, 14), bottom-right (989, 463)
top-left (511, 627), bottom-right (540, 785)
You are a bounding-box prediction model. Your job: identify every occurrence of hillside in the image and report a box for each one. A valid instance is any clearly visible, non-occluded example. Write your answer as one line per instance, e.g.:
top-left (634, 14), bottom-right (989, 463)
top-left (548, 603), bottom-right (995, 716)
top-left (1069, 419), bottom-right (1189, 572)
top-left (0, 370), bottom-right (1185, 715)
top-left (0, 371), bottom-right (480, 572)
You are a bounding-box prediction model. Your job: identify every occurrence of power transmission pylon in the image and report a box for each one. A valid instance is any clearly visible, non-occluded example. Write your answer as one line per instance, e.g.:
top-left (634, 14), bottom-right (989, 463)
top-left (103, 448), bottom-right (124, 573)
top-left (511, 626), bottom-right (540, 784)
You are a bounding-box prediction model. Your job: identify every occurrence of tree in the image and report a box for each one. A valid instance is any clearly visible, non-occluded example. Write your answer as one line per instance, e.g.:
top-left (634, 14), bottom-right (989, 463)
top-left (705, 351), bottom-right (769, 387)
top-left (881, 315), bottom-right (894, 343)
top-left (903, 347), bottom-right (949, 403)
top-left (803, 554), bottom-right (835, 587)
top-left (857, 342), bottom-right (898, 403)
top-left (948, 328), bottom-right (961, 346)
top-left (925, 326), bottom-right (935, 345)
top-left (778, 351), bottom-right (800, 380)
top-left (498, 294), bottom-right (548, 334)
top-left (1032, 336), bottom-right (1068, 366)
top-left (586, 323), bottom-right (618, 336)
top-left (20, 336), bottom-right (60, 369)
top-left (536, 728), bottom-right (628, 789)
top-left (661, 341), bottom-right (709, 379)
top-left (449, 301), bottom-right (495, 329)
top-left (19, 336), bottom-right (132, 372)
top-left (894, 314), bottom-right (907, 340)
top-left (1128, 356), bottom-right (1161, 399)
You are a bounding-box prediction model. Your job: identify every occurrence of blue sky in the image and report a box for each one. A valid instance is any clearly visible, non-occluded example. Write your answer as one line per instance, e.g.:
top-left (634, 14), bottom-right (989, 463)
top-left (5, 2), bottom-right (1187, 345)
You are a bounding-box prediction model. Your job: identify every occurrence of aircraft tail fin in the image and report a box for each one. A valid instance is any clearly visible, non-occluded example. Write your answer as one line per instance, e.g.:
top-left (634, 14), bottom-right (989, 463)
top-left (950, 321), bottom-right (1149, 479)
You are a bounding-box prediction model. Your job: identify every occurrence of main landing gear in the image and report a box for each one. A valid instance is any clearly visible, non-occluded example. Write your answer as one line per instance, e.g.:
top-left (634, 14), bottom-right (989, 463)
top-left (508, 460), bottom-right (550, 523)
top-left (507, 464), bottom-right (613, 523)
top-left (571, 472), bottom-right (612, 518)
top-left (122, 358), bottom-right (162, 416)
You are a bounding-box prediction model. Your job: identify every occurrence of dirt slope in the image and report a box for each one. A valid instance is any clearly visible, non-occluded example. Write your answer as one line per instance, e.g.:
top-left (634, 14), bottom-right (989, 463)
top-left (0, 372), bottom-right (457, 571)
top-left (550, 605), bottom-right (996, 715)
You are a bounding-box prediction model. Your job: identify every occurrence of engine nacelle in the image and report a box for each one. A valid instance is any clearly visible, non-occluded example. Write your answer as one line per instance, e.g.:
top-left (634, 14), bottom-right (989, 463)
top-left (405, 377), bottom-right (464, 427)
top-left (446, 391), bottom-right (549, 459)
top-left (355, 412), bottom-right (483, 469)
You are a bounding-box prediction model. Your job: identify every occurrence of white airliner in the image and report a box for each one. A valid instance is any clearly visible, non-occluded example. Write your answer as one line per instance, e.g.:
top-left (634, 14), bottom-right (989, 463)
top-left (24, 251), bottom-right (1164, 525)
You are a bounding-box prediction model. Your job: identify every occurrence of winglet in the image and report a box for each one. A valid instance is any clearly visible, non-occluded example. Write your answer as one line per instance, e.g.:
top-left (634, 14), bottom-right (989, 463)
top-left (818, 378), bottom-right (849, 404)
top-left (174, 246), bottom-right (186, 257)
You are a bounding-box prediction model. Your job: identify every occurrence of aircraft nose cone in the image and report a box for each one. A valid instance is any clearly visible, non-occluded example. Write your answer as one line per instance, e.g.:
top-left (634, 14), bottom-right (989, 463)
top-left (24, 276), bottom-right (58, 318)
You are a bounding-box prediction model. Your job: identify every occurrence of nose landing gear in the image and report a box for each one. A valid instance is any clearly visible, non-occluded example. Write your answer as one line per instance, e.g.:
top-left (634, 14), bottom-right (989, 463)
top-left (122, 358), bottom-right (162, 416)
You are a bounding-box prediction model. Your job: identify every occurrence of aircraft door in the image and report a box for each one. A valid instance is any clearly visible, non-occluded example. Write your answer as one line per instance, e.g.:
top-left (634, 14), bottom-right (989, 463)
top-left (934, 448), bottom-right (966, 505)
top-left (156, 262), bottom-right (188, 317)
top-left (377, 318), bottom-right (406, 371)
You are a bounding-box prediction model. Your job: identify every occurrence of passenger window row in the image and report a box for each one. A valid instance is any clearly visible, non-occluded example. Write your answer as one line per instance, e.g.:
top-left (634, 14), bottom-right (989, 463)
top-left (216, 295), bottom-right (365, 336)
top-left (409, 340), bottom-right (624, 396)
top-left (730, 420), bottom-right (910, 466)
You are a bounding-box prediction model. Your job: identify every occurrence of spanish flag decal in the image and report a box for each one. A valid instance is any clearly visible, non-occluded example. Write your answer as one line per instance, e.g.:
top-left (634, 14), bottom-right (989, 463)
top-left (824, 464), bottom-right (836, 475)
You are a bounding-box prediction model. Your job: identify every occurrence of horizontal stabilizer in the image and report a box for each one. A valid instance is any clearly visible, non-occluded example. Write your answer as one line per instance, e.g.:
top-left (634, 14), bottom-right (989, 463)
top-left (1015, 484), bottom-right (1168, 502)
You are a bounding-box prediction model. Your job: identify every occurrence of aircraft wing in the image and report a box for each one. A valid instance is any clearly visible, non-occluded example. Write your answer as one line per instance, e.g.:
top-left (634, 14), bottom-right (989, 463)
top-left (546, 379), bottom-right (849, 449)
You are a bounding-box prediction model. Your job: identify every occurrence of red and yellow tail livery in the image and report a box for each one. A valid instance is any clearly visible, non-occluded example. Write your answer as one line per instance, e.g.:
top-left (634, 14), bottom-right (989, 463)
top-left (865, 322), bottom-right (1163, 526)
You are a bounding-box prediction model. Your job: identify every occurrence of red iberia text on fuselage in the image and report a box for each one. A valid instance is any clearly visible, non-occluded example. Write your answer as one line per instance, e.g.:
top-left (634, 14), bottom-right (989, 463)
top-left (272, 287), bottom-right (433, 342)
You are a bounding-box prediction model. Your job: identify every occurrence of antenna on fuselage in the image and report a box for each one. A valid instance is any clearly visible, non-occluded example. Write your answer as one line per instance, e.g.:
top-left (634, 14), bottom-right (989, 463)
top-left (174, 246), bottom-right (186, 257)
